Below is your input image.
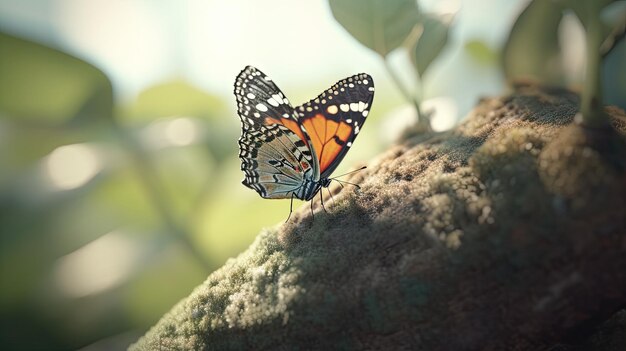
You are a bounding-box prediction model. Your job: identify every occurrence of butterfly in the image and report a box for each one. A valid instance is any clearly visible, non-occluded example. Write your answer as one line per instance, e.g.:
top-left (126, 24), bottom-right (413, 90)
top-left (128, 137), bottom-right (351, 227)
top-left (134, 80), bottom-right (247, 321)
top-left (234, 66), bottom-right (374, 217)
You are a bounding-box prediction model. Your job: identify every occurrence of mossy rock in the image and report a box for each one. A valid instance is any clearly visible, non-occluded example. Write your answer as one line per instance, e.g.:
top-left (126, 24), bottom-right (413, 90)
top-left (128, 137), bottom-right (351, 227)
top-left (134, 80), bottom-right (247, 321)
top-left (131, 86), bottom-right (626, 350)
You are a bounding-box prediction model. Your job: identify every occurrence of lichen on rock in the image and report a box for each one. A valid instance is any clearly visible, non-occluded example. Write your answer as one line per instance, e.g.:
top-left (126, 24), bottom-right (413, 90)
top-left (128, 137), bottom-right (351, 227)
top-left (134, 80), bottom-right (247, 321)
top-left (130, 86), bottom-right (626, 350)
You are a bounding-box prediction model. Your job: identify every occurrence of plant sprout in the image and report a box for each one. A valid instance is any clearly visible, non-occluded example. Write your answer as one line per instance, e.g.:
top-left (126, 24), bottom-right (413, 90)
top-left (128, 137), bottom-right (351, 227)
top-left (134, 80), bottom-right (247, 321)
top-left (503, 0), bottom-right (626, 128)
top-left (329, 0), bottom-right (453, 131)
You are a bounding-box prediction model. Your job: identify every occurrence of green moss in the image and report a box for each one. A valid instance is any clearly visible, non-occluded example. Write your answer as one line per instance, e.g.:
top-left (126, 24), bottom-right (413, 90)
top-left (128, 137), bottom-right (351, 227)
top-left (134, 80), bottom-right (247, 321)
top-left (130, 87), bottom-right (626, 350)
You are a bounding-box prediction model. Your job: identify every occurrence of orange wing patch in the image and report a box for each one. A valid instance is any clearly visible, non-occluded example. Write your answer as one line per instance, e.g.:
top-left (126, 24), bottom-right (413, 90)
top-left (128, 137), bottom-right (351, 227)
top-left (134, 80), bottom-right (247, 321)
top-left (301, 114), bottom-right (352, 173)
top-left (264, 117), bottom-right (308, 146)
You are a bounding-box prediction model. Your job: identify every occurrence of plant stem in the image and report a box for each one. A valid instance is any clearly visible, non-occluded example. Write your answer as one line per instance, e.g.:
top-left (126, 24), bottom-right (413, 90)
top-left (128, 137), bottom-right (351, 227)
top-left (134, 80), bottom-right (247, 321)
top-left (579, 2), bottom-right (608, 128)
top-left (110, 119), bottom-right (213, 271)
top-left (382, 56), bottom-right (431, 131)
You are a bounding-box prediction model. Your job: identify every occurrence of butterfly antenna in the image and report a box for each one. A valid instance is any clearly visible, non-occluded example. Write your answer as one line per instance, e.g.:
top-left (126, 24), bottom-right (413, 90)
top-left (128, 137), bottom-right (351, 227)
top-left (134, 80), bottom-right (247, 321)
top-left (330, 166), bottom-right (367, 180)
top-left (333, 179), bottom-right (361, 189)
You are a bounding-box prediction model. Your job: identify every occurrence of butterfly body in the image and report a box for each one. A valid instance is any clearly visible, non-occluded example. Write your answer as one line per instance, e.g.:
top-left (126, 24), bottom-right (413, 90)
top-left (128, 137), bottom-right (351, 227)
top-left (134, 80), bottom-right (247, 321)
top-left (296, 177), bottom-right (327, 201)
top-left (234, 66), bottom-right (374, 204)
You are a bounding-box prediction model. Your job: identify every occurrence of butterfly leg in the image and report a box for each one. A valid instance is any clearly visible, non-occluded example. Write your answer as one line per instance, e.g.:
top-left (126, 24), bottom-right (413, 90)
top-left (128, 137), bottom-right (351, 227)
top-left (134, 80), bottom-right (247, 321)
top-left (320, 190), bottom-right (328, 213)
top-left (310, 199), bottom-right (314, 219)
top-left (327, 186), bottom-right (335, 205)
top-left (285, 193), bottom-right (295, 223)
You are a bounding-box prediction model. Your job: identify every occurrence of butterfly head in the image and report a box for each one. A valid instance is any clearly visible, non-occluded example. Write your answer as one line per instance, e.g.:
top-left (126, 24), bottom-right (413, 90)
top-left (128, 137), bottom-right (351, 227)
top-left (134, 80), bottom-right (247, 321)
top-left (320, 178), bottom-right (332, 188)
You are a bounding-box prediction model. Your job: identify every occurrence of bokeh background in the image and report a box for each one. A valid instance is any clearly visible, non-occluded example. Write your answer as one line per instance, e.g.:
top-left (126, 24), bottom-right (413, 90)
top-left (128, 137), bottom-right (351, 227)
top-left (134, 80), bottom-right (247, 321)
top-left (0, 0), bottom-right (623, 349)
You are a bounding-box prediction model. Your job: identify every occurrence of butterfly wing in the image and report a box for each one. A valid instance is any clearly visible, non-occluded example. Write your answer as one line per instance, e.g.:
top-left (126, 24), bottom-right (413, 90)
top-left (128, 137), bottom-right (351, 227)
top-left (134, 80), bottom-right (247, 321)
top-left (294, 73), bottom-right (374, 179)
top-left (234, 66), bottom-right (319, 199)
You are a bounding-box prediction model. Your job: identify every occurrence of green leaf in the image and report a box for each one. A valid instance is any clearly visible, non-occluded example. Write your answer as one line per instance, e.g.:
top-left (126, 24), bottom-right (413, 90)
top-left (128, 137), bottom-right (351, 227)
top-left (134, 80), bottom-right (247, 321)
top-left (564, 0), bottom-right (617, 27)
top-left (124, 80), bottom-right (225, 122)
top-left (602, 36), bottom-right (626, 110)
top-left (0, 32), bottom-right (113, 125)
top-left (464, 40), bottom-right (499, 66)
top-left (502, 0), bottom-right (566, 85)
top-left (410, 13), bottom-right (450, 77)
top-left (566, 0), bottom-right (624, 52)
top-left (329, 0), bottom-right (420, 56)
top-left (123, 80), bottom-right (234, 161)
top-left (600, 2), bottom-right (626, 54)
top-left (601, 1), bottom-right (626, 23)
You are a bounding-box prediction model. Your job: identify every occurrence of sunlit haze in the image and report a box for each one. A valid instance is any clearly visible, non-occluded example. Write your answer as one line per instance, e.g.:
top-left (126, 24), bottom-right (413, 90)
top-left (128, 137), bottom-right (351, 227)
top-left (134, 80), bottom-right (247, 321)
top-left (0, 0), bottom-right (522, 117)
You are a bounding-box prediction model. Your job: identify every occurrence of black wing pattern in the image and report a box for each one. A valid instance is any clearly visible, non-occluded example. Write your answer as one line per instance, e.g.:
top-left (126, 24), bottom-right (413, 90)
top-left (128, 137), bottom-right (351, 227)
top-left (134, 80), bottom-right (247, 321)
top-left (234, 66), bottom-right (317, 198)
top-left (294, 73), bottom-right (374, 178)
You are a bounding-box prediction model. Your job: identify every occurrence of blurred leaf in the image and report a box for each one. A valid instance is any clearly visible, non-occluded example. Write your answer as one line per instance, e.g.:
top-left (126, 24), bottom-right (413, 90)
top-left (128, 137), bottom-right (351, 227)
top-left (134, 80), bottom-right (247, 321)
top-left (151, 145), bottom-right (214, 222)
top-left (600, 2), bottom-right (626, 54)
top-left (329, 0), bottom-right (420, 56)
top-left (410, 13), bottom-right (450, 77)
top-left (502, 0), bottom-right (566, 85)
top-left (0, 124), bottom-right (90, 187)
top-left (125, 80), bottom-right (225, 122)
top-left (124, 80), bottom-right (236, 161)
top-left (602, 37), bottom-right (626, 109)
top-left (464, 40), bottom-right (499, 66)
top-left (564, 0), bottom-right (618, 27)
top-left (92, 165), bottom-right (162, 229)
top-left (562, 0), bottom-right (624, 57)
top-left (601, 1), bottom-right (626, 23)
top-left (0, 32), bottom-right (112, 125)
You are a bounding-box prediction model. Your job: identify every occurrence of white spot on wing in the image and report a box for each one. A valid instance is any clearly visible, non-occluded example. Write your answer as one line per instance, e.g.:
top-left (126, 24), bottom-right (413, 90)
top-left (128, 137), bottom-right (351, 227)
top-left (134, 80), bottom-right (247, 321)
top-left (272, 94), bottom-right (283, 103)
top-left (327, 105), bottom-right (338, 114)
top-left (350, 103), bottom-right (359, 111)
top-left (256, 103), bottom-right (268, 112)
top-left (362, 110), bottom-right (369, 117)
top-left (340, 104), bottom-right (349, 112)
top-left (267, 98), bottom-right (279, 107)
top-left (247, 93), bottom-right (255, 99)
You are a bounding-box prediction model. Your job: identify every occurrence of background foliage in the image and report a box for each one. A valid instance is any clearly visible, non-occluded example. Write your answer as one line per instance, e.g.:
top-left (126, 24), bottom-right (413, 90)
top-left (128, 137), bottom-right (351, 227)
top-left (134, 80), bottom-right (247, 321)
top-left (0, 0), bottom-right (624, 349)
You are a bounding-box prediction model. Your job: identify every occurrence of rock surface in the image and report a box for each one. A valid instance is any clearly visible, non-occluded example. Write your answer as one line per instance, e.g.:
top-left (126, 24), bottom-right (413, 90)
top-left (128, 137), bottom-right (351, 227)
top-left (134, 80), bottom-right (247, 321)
top-left (130, 86), bottom-right (626, 350)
